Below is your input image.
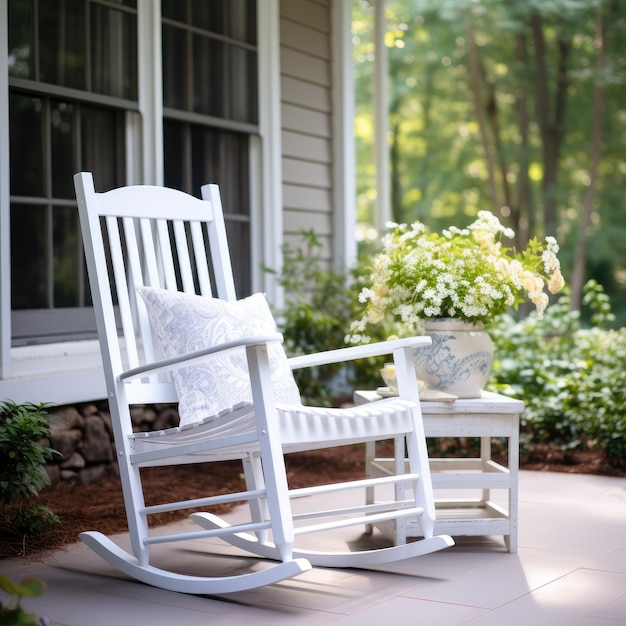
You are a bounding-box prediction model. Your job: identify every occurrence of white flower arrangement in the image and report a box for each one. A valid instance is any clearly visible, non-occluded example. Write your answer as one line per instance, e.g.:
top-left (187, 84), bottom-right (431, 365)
top-left (349, 211), bottom-right (565, 343)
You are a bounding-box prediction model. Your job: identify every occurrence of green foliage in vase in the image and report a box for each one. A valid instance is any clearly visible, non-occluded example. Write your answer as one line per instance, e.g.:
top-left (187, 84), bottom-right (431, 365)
top-left (349, 211), bottom-right (564, 342)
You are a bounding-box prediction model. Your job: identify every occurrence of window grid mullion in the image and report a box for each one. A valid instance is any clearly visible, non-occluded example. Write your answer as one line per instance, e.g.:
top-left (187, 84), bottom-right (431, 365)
top-left (44, 97), bottom-right (54, 308)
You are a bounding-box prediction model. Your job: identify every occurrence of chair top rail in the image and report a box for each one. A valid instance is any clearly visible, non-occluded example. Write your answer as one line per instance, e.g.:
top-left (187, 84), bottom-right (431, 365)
top-left (86, 180), bottom-right (216, 222)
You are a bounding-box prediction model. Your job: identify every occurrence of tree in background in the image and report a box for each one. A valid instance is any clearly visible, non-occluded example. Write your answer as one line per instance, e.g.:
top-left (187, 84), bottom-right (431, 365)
top-left (353, 0), bottom-right (626, 323)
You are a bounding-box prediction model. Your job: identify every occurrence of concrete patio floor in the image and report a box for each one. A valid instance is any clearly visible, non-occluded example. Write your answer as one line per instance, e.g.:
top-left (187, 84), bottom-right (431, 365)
top-left (2, 469), bottom-right (625, 625)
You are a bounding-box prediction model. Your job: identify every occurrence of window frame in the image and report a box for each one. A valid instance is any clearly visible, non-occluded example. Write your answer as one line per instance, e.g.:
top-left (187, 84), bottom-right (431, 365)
top-left (0, 0), bottom-right (286, 399)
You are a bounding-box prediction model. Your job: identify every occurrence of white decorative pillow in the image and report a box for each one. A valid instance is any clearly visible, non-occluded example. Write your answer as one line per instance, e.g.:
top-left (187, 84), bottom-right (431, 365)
top-left (137, 288), bottom-right (302, 426)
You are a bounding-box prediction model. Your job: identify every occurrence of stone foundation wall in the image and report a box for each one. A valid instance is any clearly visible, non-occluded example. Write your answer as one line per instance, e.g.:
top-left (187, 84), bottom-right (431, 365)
top-left (45, 401), bottom-right (179, 485)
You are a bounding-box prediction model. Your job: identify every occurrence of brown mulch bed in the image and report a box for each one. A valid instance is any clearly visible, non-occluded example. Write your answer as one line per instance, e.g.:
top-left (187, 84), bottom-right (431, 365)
top-left (2, 443), bottom-right (624, 559)
top-left (0, 445), bottom-right (369, 559)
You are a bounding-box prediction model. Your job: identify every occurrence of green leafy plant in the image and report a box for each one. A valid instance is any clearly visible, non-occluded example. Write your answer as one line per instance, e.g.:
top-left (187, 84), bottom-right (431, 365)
top-left (269, 229), bottom-right (384, 404)
top-left (0, 575), bottom-right (48, 626)
top-left (0, 401), bottom-right (60, 539)
top-left (488, 281), bottom-right (626, 468)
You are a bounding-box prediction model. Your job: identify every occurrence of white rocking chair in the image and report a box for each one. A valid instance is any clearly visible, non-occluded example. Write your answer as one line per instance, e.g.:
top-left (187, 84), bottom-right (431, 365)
top-left (73, 172), bottom-right (453, 595)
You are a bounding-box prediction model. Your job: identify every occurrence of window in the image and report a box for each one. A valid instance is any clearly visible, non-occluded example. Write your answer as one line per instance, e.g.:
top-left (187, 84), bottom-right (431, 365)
top-left (162, 0), bottom-right (258, 298)
top-left (7, 0), bottom-right (137, 344)
top-left (6, 0), bottom-right (260, 345)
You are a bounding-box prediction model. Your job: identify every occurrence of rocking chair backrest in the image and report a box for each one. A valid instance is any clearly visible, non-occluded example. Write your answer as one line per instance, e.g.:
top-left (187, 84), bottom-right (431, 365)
top-left (74, 172), bottom-right (237, 407)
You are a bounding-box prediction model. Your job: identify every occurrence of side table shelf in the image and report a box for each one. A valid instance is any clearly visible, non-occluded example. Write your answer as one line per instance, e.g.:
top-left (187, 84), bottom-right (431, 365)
top-left (354, 390), bottom-right (524, 553)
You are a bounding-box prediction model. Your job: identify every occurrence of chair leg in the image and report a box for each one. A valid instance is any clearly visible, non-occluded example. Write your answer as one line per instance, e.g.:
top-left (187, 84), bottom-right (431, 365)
top-left (119, 461), bottom-right (152, 567)
top-left (242, 454), bottom-right (269, 544)
top-left (405, 427), bottom-right (436, 539)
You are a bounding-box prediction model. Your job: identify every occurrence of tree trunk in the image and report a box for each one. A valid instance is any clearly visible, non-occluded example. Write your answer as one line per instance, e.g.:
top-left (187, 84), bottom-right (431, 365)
top-left (515, 31), bottom-right (532, 247)
top-left (467, 20), bottom-right (500, 210)
top-left (571, 7), bottom-right (605, 310)
top-left (531, 12), bottom-right (571, 237)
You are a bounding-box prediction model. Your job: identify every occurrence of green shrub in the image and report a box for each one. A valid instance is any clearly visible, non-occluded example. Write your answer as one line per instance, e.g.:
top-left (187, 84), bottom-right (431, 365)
top-left (273, 233), bottom-right (626, 467)
top-left (269, 230), bottom-right (384, 404)
top-left (0, 401), bottom-right (60, 535)
top-left (488, 282), bottom-right (626, 468)
top-left (0, 575), bottom-right (47, 626)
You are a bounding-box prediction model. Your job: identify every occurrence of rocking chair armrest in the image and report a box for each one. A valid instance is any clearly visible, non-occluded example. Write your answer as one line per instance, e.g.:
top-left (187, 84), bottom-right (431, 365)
top-left (287, 336), bottom-right (431, 370)
top-left (117, 332), bottom-right (285, 382)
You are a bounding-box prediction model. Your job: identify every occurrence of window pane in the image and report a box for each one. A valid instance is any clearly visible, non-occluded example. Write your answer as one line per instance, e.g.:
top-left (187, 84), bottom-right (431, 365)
top-left (192, 128), bottom-right (250, 215)
top-left (163, 119), bottom-right (186, 190)
top-left (51, 101), bottom-right (76, 198)
top-left (222, 133), bottom-right (250, 216)
top-left (162, 24), bottom-right (188, 110)
top-left (90, 5), bottom-right (138, 99)
top-left (226, 221), bottom-right (251, 297)
top-left (162, 0), bottom-right (188, 23)
top-left (229, 46), bottom-right (257, 123)
top-left (80, 105), bottom-right (126, 191)
top-left (53, 206), bottom-right (80, 307)
top-left (191, 125), bottom-right (219, 190)
top-left (193, 35), bottom-right (224, 116)
top-left (192, 0), bottom-right (225, 34)
top-left (7, 0), bottom-right (33, 79)
top-left (227, 0), bottom-right (256, 44)
top-left (9, 93), bottom-right (45, 197)
top-left (39, 0), bottom-right (86, 89)
top-left (106, 0), bottom-right (137, 7)
top-left (11, 204), bottom-right (48, 309)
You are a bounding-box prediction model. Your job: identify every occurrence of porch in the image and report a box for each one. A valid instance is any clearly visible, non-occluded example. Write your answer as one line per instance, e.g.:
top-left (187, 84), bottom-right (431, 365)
top-left (3, 469), bottom-right (625, 625)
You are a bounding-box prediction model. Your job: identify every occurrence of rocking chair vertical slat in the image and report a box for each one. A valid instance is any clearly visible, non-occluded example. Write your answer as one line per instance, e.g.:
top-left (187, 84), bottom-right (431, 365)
top-left (172, 220), bottom-right (195, 293)
top-left (73, 172), bottom-right (453, 596)
top-left (155, 219), bottom-right (179, 291)
top-left (189, 221), bottom-right (213, 297)
top-left (106, 215), bottom-right (141, 373)
top-left (200, 183), bottom-right (236, 300)
top-left (138, 217), bottom-right (162, 288)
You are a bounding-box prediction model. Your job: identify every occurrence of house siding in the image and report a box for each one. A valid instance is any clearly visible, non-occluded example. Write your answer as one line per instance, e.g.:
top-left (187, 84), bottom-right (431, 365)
top-left (280, 0), bottom-right (334, 256)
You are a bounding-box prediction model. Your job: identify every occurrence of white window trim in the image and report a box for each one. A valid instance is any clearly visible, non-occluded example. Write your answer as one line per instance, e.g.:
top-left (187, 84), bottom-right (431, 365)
top-left (137, 0), bottom-right (163, 186)
top-left (332, 0), bottom-right (357, 273)
top-left (256, 0), bottom-right (283, 307)
top-left (0, 341), bottom-right (107, 405)
top-left (0, 0), bottom-right (11, 379)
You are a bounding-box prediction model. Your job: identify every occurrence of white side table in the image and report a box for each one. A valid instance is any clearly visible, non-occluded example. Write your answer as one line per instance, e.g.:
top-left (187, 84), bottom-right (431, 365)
top-left (354, 390), bottom-right (524, 552)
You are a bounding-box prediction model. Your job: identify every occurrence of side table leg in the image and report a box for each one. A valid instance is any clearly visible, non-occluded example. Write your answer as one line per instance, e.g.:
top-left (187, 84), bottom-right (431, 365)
top-left (480, 436), bottom-right (491, 505)
top-left (365, 440), bottom-right (375, 534)
top-left (507, 418), bottom-right (520, 553)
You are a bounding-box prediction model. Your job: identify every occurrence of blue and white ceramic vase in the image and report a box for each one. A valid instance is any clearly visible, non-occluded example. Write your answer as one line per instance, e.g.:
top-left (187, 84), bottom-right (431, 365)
top-left (413, 318), bottom-right (494, 398)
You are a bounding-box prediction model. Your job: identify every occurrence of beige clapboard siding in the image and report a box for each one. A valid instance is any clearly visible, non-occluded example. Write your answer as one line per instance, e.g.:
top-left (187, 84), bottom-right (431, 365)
top-left (282, 76), bottom-right (331, 112)
top-left (280, 0), bottom-right (330, 31)
top-left (282, 130), bottom-right (331, 162)
top-left (283, 184), bottom-right (332, 212)
top-left (280, 0), bottom-right (333, 258)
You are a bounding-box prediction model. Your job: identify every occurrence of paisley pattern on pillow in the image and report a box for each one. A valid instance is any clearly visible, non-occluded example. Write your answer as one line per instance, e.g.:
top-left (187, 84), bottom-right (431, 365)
top-left (137, 288), bottom-right (302, 426)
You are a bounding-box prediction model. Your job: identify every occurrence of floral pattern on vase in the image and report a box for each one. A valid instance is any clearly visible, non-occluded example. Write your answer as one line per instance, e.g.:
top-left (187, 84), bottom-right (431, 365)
top-left (413, 318), bottom-right (494, 399)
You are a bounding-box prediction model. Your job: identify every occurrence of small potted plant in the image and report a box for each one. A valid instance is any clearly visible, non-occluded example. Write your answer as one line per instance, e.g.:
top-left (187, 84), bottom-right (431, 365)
top-left (349, 211), bottom-right (565, 397)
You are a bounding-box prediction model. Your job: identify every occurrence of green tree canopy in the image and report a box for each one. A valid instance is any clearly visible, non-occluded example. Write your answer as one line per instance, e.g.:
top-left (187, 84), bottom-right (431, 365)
top-left (353, 0), bottom-right (626, 323)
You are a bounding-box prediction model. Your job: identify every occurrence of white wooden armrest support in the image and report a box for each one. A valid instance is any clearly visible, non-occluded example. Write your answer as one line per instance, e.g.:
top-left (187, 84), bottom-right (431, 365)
top-left (288, 336), bottom-right (431, 370)
top-left (118, 333), bottom-right (285, 382)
